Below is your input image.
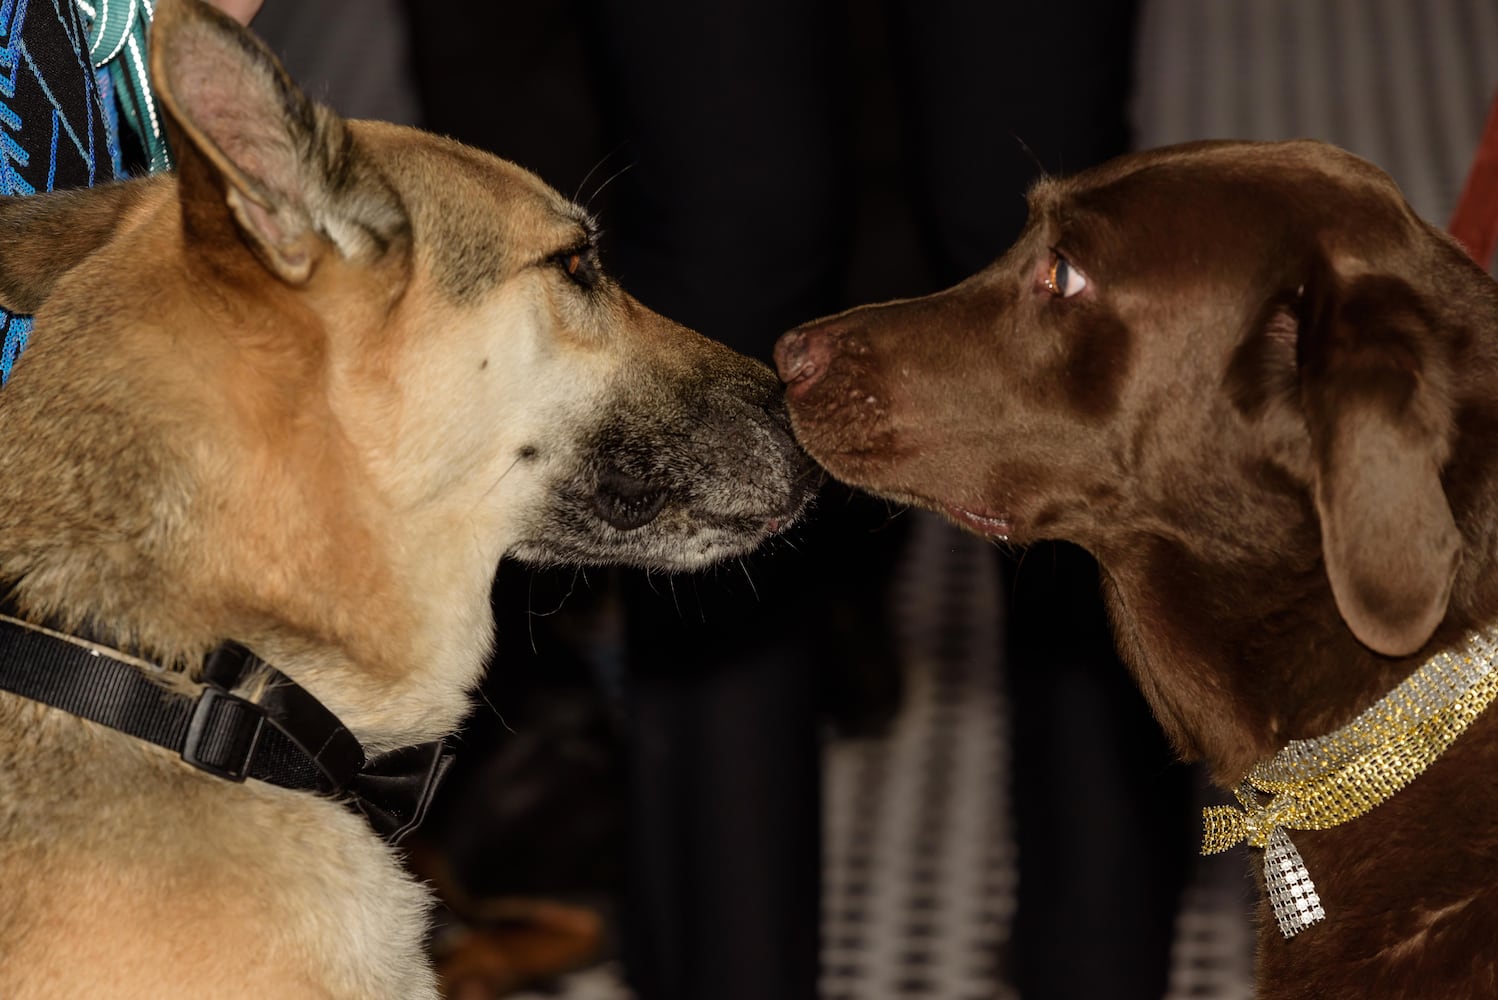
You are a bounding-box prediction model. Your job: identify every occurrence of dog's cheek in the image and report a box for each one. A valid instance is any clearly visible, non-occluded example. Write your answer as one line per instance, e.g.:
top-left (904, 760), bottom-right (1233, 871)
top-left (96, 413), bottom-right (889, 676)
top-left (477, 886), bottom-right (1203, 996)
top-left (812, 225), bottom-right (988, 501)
top-left (1053, 310), bottom-right (1132, 420)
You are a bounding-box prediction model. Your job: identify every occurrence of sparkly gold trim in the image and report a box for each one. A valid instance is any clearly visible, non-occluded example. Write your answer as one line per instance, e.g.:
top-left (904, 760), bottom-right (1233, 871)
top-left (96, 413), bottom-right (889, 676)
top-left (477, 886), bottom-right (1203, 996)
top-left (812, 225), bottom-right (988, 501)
top-left (1201, 629), bottom-right (1498, 938)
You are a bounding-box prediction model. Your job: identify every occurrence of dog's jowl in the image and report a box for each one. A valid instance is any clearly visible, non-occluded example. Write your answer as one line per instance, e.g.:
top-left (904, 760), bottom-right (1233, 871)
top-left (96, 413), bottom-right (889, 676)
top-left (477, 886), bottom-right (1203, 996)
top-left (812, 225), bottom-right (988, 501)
top-left (777, 140), bottom-right (1498, 999)
top-left (0, 1), bottom-right (811, 997)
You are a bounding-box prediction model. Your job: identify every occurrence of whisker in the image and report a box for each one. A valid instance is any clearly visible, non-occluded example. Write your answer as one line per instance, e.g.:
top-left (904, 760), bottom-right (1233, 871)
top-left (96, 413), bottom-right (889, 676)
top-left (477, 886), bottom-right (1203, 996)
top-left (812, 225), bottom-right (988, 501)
top-left (738, 558), bottom-right (760, 601)
top-left (879, 505), bottom-right (910, 531)
top-left (477, 455), bottom-right (524, 511)
top-left (474, 684), bottom-right (515, 733)
top-left (572, 139), bottom-right (631, 204)
top-left (526, 573), bottom-right (540, 655)
top-left (529, 571), bottom-right (581, 618)
top-left (1006, 542), bottom-right (1041, 613)
top-left (792, 465), bottom-right (829, 489)
top-left (586, 160), bottom-right (637, 212)
top-left (644, 568), bottom-right (665, 598)
top-left (689, 575), bottom-right (707, 625)
top-left (1012, 132), bottom-right (1050, 180)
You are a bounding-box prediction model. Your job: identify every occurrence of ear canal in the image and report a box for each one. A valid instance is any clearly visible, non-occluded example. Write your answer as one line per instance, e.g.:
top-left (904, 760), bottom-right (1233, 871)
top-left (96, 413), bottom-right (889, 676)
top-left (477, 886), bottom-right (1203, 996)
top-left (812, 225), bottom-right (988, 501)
top-left (147, 0), bottom-right (408, 285)
top-left (1303, 274), bottom-right (1460, 657)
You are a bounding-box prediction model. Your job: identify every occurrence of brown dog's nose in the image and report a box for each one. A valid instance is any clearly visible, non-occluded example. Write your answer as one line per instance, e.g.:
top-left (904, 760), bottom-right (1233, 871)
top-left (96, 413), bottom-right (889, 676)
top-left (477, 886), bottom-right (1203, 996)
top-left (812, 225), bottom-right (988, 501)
top-left (774, 324), bottom-right (837, 396)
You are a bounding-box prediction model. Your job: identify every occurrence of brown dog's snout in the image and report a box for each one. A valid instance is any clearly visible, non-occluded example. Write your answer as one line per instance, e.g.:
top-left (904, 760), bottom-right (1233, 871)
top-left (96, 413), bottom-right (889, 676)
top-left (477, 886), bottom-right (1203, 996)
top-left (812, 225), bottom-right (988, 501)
top-left (774, 322), bottom-right (843, 398)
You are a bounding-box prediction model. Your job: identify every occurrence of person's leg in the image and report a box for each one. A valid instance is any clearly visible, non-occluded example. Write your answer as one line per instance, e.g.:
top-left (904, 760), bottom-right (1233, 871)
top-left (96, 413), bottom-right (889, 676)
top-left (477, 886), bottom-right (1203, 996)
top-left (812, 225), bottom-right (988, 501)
top-left (890, 4), bottom-right (1192, 997)
top-left (1006, 542), bottom-right (1192, 1000)
top-left (580, 0), bottom-right (855, 356)
top-left (577, 5), bottom-right (852, 998)
top-left (891, 0), bottom-right (1140, 278)
top-left (620, 623), bottom-right (824, 1000)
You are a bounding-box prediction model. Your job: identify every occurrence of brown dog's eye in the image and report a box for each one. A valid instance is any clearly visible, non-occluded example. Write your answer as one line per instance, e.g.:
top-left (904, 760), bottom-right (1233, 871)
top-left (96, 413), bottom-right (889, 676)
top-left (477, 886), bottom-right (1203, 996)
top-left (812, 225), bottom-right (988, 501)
top-left (1044, 253), bottom-right (1088, 298)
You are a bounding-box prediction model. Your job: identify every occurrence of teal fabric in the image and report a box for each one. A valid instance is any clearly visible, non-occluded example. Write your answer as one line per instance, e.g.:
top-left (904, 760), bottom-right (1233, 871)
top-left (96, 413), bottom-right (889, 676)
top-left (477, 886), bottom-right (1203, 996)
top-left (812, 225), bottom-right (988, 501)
top-left (78, 0), bottom-right (171, 173)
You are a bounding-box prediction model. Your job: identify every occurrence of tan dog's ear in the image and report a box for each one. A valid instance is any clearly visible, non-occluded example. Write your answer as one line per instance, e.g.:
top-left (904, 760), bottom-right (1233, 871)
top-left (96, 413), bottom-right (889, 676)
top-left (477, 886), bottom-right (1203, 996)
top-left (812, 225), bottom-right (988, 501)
top-left (0, 184), bottom-right (147, 313)
top-left (148, 0), bottom-right (408, 285)
top-left (1301, 273), bottom-right (1460, 656)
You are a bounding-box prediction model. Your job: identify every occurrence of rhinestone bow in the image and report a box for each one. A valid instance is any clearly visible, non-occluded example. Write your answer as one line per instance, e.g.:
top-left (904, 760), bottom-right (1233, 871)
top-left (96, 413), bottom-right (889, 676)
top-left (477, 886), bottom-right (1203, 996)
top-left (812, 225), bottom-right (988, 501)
top-left (1201, 629), bottom-right (1498, 938)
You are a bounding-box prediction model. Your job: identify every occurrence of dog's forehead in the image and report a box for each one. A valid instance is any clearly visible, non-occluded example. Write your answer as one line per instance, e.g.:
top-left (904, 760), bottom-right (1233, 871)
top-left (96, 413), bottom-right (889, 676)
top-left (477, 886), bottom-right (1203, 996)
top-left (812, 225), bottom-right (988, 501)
top-left (1028, 140), bottom-right (1413, 284)
top-left (1055, 139), bottom-right (1399, 203)
top-left (352, 122), bottom-right (587, 301)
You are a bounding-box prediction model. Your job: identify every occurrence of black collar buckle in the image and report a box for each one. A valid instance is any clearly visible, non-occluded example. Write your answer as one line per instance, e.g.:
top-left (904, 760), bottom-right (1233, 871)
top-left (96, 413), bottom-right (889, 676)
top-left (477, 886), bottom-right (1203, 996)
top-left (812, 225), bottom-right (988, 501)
top-left (182, 684), bottom-right (266, 782)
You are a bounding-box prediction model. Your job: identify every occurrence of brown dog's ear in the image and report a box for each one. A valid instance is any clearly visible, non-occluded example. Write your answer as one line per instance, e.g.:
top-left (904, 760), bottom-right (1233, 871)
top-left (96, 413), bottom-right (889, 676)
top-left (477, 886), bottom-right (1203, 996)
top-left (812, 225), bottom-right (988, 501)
top-left (1301, 273), bottom-right (1460, 656)
top-left (0, 184), bottom-right (148, 313)
top-left (148, 0), bottom-right (408, 285)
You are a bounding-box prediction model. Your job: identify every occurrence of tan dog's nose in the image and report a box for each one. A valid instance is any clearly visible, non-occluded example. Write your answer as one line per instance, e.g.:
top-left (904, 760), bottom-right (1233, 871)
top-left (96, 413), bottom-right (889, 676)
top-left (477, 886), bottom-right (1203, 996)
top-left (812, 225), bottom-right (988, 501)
top-left (774, 323), bottom-right (839, 398)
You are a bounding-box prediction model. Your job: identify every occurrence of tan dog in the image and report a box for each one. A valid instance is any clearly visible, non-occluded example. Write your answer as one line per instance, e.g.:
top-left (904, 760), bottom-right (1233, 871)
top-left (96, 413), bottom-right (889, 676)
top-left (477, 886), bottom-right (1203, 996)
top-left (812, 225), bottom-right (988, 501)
top-left (777, 140), bottom-right (1498, 998)
top-left (0, 2), bottom-right (810, 996)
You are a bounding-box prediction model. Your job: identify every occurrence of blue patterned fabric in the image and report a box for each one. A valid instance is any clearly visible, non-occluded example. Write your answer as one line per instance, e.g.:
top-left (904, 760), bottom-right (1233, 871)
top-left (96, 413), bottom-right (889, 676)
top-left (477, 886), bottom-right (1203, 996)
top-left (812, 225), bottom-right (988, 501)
top-left (0, 0), bottom-right (125, 384)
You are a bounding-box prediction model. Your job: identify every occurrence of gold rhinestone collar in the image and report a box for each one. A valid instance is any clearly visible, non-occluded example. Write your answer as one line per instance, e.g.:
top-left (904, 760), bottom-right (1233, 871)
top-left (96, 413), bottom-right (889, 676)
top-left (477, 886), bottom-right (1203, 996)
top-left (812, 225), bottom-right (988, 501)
top-left (1201, 628), bottom-right (1498, 938)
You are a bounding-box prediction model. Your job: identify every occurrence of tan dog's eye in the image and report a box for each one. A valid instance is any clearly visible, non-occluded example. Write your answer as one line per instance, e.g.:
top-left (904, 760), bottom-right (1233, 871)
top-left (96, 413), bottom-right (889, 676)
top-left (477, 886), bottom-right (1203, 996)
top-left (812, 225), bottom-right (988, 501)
top-left (1044, 253), bottom-right (1088, 298)
top-left (553, 246), bottom-right (599, 289)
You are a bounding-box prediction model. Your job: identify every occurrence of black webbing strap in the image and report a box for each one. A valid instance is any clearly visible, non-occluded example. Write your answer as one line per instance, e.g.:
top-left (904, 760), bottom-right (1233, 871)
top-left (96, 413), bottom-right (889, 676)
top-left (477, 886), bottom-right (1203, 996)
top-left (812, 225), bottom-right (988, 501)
top-left (0, 616), bottom-right (362, 790)
top-left (0, 613), bottom-right (454, 843)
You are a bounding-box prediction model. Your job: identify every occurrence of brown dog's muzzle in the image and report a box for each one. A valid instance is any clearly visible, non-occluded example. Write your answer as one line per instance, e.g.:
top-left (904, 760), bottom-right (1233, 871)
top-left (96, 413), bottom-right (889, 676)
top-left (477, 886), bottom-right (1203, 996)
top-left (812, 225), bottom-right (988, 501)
top-left (776, 289), bottom-right (974, 406)
top-left (772, 311), bottom-right (908, 487)
top-left (773, 284), bottom-right (1026, 535)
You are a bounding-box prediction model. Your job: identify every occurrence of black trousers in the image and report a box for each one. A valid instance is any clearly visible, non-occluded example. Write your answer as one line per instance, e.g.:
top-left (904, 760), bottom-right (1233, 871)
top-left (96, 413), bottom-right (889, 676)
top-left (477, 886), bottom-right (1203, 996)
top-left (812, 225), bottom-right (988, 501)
top-left (579, 2), bottom-right (1184, 998)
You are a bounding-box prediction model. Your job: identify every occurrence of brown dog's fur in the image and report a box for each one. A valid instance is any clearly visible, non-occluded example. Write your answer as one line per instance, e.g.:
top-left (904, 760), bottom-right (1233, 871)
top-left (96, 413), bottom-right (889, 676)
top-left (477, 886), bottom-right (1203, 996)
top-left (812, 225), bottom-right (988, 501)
top-left (776, 139), bottom-right (1498, 998)
top-left (0, 2), bottom-right (810, 996)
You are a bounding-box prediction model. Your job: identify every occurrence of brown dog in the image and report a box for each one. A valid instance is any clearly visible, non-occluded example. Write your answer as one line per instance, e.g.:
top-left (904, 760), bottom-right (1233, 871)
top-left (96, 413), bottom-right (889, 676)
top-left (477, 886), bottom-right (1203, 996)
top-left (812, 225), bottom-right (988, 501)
top-left (0, 2), bottom-right (810, 996)
top-left (776, 139), bottom-right (1498, 998)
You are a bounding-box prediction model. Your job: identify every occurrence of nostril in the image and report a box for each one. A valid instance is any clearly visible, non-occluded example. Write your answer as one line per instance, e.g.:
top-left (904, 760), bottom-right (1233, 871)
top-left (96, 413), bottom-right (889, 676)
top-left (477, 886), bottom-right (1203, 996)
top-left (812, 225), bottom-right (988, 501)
top-left (592, 467), bottom-right (667, 531)
top-left (773, 325), bottom-right (838, 390)
top-left (772, 330), bottom-right (812, 383)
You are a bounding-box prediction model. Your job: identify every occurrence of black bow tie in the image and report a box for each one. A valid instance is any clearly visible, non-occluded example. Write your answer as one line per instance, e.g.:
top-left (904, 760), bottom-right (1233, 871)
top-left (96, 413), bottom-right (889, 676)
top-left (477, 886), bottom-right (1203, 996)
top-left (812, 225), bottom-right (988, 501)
top-left (351, 740), bottom-right (455, 841)
top-left (0, 615), bottom-right (454, 844)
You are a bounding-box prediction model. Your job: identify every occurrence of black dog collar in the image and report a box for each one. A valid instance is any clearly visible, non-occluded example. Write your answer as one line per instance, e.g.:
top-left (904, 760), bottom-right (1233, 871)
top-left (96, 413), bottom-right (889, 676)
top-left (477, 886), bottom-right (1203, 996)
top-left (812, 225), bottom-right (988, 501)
top-left (0, 614), bottom-right (451, 844)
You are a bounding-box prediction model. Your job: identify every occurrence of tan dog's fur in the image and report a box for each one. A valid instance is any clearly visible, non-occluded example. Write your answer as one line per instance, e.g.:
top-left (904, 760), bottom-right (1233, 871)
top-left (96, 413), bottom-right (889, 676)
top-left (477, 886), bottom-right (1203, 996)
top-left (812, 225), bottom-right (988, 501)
top-left (0, 3), bottom-right (810, 996)
top-left (777, 140), bottom-right (1498, 998)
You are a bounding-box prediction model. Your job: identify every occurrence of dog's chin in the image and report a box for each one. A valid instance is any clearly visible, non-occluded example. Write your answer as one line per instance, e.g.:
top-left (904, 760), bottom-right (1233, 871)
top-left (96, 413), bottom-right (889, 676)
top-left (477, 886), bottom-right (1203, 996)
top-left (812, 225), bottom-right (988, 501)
top-left (789, 422), bottom-right (1021, 542)
top-left (509, 523), bottom-right (791, 572)
top-left (509, 495), bottom-right (810, 572)
top-left (826, 474), bottom-right (1018, 543)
